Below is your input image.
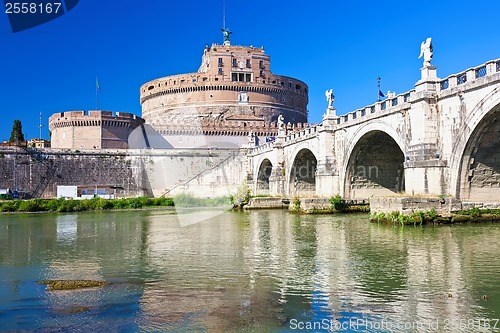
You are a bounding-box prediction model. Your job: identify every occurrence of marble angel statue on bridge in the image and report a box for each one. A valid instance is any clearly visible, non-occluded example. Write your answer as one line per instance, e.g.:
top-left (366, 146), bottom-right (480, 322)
top-left (418, 37), bottom-right (433, 67)
top-left (325, 89), bottom-right (335, 108)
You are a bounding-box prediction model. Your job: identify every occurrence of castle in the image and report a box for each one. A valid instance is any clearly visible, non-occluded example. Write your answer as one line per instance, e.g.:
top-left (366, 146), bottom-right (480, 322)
top-left (49, 32), bottom-right (309, 149)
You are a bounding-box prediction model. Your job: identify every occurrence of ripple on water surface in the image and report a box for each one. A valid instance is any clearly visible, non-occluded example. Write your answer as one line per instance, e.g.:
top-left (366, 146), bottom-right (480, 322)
top-left (0, 211), bottom-right (499, 332)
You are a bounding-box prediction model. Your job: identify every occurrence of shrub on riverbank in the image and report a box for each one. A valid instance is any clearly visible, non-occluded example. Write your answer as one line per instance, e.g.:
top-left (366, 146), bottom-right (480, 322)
top-left (330, 195), bottom-right (348, 212)
top-left (371, 207), bottom-right (500, 225)
top-left (0, 196), bottom-right (176, 213)
top-left (230, 182), bottom-right (252, 209)
top-left (454, 208), bottom-right (500, 217)
top-left (370, 209), bottom-right (442, 225)
top-left (329, 195), bottom-right (369, 213)
top-left (0, 194), bottom-right (235, 213)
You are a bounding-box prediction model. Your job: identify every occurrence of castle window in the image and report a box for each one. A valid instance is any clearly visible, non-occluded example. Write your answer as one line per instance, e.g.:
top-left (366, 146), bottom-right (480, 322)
top-left (259, 70), bottom-right (264, 77)
top-left (295, 84), bottom-right (301, 90)
top-left (202, 77), bottom-right (208, 81)
top-left (218, 57), bottom-right (223, 67)
top-left (231, 72), bottom-right (253, 82)
top-left (232, 58), bottom-right (237, 67)
top-left (192, 78), bottom-right (197, 83)
top-left (259, 60), bottom-right (264, 69)
top-left (246, 59), bottom-right (251, 68)
top-left (218, 68), bottom-right (223, 75)
top-left (239, 92), bottom-right (249, 103)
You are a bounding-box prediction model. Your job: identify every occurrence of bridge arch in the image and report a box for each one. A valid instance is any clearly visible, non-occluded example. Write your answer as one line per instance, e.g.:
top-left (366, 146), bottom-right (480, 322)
top-left (256, 158), bottom-right (273, 195)
top-left (252, 152), bottom-right (277, 194)
top-left (451, 86), bottom-right (500, 201)
top-left (288, 148), bottom-right (318, 195)
top-left (342, 121), bottom-right (406, 199)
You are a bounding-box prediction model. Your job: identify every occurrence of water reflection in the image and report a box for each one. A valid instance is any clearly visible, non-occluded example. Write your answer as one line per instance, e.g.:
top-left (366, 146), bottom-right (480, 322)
top-left (0, 210), bottom-right (498, 332)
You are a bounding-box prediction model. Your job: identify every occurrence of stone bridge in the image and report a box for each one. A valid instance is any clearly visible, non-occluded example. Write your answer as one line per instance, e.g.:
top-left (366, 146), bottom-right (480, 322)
top-left (247, 58), bottom-right (500, 203)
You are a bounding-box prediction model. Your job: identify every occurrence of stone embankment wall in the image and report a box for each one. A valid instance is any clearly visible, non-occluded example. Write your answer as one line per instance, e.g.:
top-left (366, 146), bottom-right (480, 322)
top-left (0, 148), bottom-right (144, 198)
top-left (132, 148), bottom-right (247, 198)
top-left (244, 197), bottom-right (290, 209)
top-left (0, 148), bottom-right (247, 199)
top-left (370, 197), bottom-right (463, 215)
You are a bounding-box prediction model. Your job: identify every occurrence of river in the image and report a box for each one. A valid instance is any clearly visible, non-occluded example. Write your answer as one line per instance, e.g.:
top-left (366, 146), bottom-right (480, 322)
top-left (0, 209), bottom-right (499, 332)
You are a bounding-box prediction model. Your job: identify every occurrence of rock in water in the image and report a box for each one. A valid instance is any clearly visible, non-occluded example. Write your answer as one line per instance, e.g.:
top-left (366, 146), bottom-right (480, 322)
top-left (38, 279), bottom-right (109, 290)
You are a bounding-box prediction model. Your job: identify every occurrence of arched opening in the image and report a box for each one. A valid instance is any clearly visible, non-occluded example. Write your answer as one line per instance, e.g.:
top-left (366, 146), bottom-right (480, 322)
top-left (256, 159), bottom-right (273, 195)
top-left (289, 149), bottom-right (317, 194)
top-left (345, 131), bottom-right (404, 199)
top-left (458, 105), bottom-right (500, 201)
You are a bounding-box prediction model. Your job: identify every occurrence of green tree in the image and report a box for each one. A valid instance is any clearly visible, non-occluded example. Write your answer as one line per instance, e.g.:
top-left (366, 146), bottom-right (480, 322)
top-left (9, 120), bottom-right (25, 142)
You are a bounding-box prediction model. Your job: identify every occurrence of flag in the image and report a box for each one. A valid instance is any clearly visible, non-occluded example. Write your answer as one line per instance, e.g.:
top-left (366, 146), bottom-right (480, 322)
top-left (96, 78), bottom-right (101, 91)
top-left (378, 90), bottom-right (385, 98)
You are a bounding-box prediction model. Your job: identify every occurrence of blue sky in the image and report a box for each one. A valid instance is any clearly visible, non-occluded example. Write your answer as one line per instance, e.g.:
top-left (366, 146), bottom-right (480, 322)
top-left (1, 0), bottom-right (500, 140)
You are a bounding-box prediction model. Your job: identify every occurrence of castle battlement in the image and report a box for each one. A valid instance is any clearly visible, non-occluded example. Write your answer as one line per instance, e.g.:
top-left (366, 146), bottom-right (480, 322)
top-left (49, 110), bottom-right (144, 129)
top-left (155, 119), bottom-right (313, 138)
top-left (140, 76), bottom-right (307, 105)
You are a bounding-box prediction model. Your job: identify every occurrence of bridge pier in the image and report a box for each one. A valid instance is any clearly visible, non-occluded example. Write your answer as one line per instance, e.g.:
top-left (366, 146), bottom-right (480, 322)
top-left (403, 65), bottom-right (448, 196)
top-left (404, 161), bottom-right (448, 196)
top-left (315, 158), bottom-right (339, 197)
top-left (269, 171), bottom-right (285, 196)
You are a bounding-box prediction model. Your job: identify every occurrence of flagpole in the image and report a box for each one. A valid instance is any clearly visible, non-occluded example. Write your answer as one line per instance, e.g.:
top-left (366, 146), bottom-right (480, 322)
top-left (96, 77), bottom-right (99, 110)
top-left (377, 76), bottom-right (381, 102)
top-left (39, 112), bottom-right (42, 140)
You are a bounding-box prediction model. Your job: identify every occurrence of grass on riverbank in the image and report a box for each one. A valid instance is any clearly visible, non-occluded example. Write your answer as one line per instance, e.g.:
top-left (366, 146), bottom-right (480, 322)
top-left (0, 194), bottom-right (232, 213)
top-left (371, 207), bottom-right (500, 225)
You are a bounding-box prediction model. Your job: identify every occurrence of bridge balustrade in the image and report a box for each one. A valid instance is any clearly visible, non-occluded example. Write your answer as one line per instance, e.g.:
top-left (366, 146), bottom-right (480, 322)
top-left (335, 90), bottom-right (414, 127)
top-left (403, 93), bottom-right (411, 102)
top-left (457, 73), bottom-right (467, 85)
top-left (440, 79), bottom-right (449, 90)
top-left (475, 65), bottom-right (487, 78)
top-left (439, 59), bottom-right (500, 92)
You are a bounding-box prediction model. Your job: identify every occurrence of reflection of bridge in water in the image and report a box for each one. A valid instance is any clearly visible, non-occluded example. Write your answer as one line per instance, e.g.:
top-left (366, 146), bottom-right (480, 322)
top-left (248, 58), bottom-right (500, 204)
